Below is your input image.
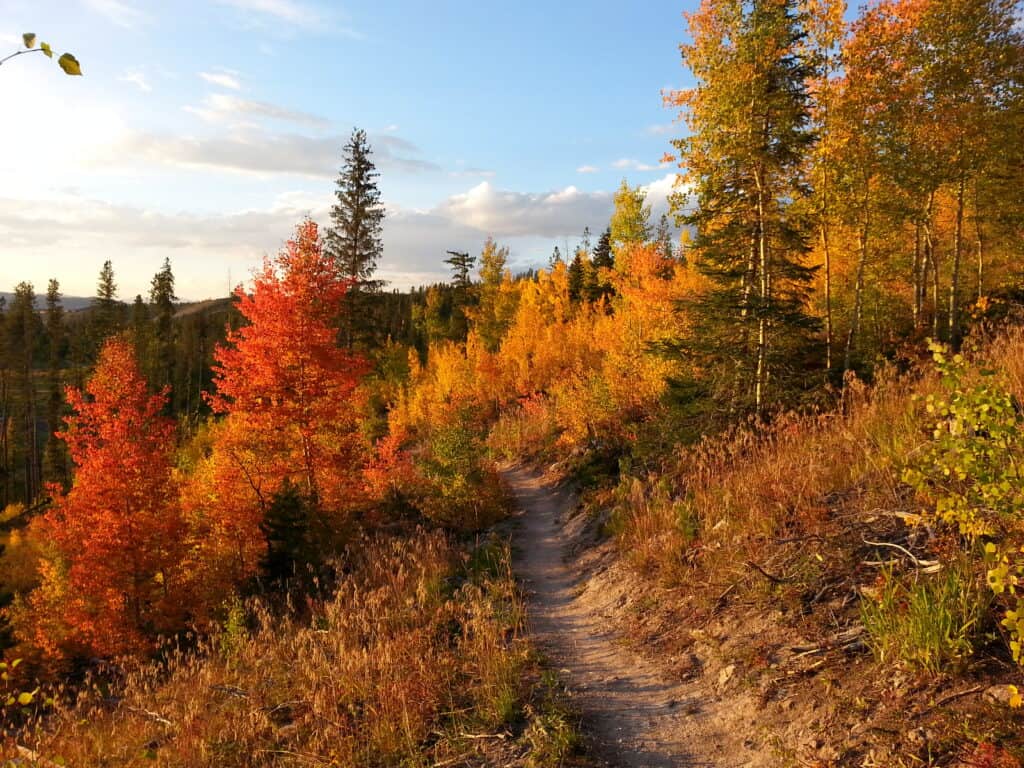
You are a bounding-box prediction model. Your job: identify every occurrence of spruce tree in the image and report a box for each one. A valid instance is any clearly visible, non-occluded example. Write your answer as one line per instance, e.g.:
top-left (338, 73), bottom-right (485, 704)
top-left (149, 257), bottom-right (177, 397)
top-left (91, 260), bottom-right (122, 351)
top-left (43, 280), bottom-right (67, 488)
top-left (260, 479), bottom-right (318, 590)
top-left (670, 0), bottom-right (819, 416)
top-left (568, 252), bottom-right (586, 302)
top-left (326, 127), bottom-right (386, 350)
top-left (7, 283), bottom-right (40, 504)
top-left (590, 227), bottom-right (615, 301)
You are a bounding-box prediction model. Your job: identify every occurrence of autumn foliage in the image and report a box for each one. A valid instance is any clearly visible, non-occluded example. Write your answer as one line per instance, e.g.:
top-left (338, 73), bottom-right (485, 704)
top-left (23, 337), bottom-right (185, 659)
top-left (184, 220), bottom-right (368, 609)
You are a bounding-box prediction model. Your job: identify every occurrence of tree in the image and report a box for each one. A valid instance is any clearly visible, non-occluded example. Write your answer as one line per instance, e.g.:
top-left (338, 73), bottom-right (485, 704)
top-left (26, 337), bottom-right (185, 658)
top-left (187, 221), bottom-right (368, 600)
top-left (259, 479), bottom-right (318, 589)
top-left (655, 213), bottom-right (675, 261)
top-left (668, 0), bottom-right (819, 415)
top-left (610, 180), bottom-right (652, 253)
top-left (590, 227), bottom-right (615, 301)
top-left (91, 260), bottom-right (122, 351)
top-left (472, 238), bottom-right (518, 351)
top-left (326, 128), bottom-right (386, 350)
top-left (6, 283), bottom-right (40, 504)
top-left (149, 257), bottom-right (177, 397)
top-left (43, 279), bottom-right (67, 488)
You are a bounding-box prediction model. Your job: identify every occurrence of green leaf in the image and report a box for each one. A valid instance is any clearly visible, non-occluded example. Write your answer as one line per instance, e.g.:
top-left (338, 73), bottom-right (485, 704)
top-left (40, 42), bottom-right (53, 59)
top-left (22, 33), bottom-right (36, 49)
top-left (58, 53), bottom-right (82, 76)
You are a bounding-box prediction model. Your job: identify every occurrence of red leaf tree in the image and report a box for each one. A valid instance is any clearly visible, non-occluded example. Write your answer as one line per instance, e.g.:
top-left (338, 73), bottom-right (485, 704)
top-left (25, 337), bottom-right (185, 659)
top-left (183, 220), bottom-right (368, 604)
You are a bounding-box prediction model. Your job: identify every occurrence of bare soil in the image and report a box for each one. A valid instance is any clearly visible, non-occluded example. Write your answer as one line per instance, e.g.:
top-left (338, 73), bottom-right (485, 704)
top-left (504, 465), bottom-right (770, 768)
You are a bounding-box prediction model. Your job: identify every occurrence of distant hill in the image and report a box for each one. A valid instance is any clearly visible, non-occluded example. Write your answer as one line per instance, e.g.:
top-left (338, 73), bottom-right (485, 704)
top-left (0, 292), bottom-right (93, 311)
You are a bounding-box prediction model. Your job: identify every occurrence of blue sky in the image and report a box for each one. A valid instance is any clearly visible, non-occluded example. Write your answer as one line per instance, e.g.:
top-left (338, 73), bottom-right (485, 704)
top-left (0, 0), bottom-right (695, 300)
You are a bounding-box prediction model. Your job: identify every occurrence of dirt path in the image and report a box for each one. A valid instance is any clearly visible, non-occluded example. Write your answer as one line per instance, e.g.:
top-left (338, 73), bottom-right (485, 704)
top-left (504, 465), bottom-right (756, 768)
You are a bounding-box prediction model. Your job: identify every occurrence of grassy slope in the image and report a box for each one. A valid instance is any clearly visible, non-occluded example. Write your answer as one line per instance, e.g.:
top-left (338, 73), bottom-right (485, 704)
top-left (2, 531), bottom-right (589, 768)
top-left (572, 327), bottom-right (1024, 766)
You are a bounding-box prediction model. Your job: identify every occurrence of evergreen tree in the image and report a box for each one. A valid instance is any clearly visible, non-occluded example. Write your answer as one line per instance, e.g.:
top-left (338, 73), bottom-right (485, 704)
top-left (568, 251), bottom-right (587, 302)
top-left (91, 260), bottom-right (122, 350)
top-left (592, 227), bottom-right (614, 271)
top-left (260, 479), bottom-right (318, 589)
top-left (7, 283), bottom-right (40, 504)
top-left (550, 245), bottom-right (563, 267)
top-left (149, 257), bottom-right (177, 396)
top-left (590, 227), bottom-right (615, 301)
top-left (655, 213), bottom-right (675, 261)
top-left (43, 279), bottom-right (67, 488)
top-left (671, 0), bottom-right (819, 415)
top-left (131, 295), bottom-right (151, 369)
top-left (326, 127), bottom-right (386, 350)
top-left (444, 250), bottom-right (475, 290)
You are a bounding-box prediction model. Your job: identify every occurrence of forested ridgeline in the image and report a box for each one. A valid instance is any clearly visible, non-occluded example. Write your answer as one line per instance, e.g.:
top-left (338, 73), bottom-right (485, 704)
top-left (3, 0), bottom-right (1024, 765)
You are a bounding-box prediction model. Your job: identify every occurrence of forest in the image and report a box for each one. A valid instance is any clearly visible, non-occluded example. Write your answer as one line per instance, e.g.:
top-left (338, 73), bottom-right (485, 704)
top-left (3, 0), bottom-right (1024, 765)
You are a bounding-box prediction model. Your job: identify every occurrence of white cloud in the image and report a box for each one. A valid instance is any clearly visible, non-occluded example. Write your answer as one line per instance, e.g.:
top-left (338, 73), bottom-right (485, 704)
top-left (576, 165), bottom-right (599, 174)
top-left (645, 123), bottom-right (676, 136)
top-left (613, 157), bottom-right (672, 173)
top-left (448, 168), bottom-right (495, 179)
top-left (437, 182), bottom-right (613, 238)
top-left (82, 0), bottom-right (149, 28)
top-left (214, 0), bottom-right (361, 36)
top-left (185, 92), bottom-right (329, 128)
top-left (199, 71), bottom-right (242, 90)
top-left (103, 128), bottom-right (438, 178)
top-left (0, 176), bottom-right (688, 300)
top-left (119, 70), bottom-right (151, 92)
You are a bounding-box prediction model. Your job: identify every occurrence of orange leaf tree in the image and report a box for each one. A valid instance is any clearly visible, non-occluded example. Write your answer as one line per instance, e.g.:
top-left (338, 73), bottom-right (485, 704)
top-left (25, 337), bottom-right (185, 659)
top-left (184, 220), bottom-right (368, 605)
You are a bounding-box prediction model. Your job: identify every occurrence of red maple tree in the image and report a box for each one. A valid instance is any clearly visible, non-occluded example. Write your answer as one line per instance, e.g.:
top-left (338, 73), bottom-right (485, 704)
top-left (27, 337), bottom-right (185, 658)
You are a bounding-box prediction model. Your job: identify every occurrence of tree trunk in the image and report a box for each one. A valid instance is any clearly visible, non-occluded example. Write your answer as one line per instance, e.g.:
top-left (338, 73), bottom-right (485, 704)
top-left (949, 168), bottom-right (966, 348)
top-left (844, 188), bottom-right (870, 374)
top-left (754, 166), bottom-right (769, 417)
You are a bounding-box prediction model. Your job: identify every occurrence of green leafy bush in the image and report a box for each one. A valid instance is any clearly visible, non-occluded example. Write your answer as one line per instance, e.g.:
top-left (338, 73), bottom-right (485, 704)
top-left (903, 341), bottom-right (1024, 666)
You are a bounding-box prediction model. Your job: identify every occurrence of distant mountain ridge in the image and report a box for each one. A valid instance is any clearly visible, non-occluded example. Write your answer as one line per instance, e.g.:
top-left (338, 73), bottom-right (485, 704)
top-left (0, 291), bottom-right (93, 311)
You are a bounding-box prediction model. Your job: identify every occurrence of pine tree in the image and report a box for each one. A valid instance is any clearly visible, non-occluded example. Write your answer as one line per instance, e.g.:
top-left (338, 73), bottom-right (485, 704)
top-left (91, 260), bottom-right (122, 351)
top-left (43, 279), bottom-right (67, 488)
top-left (590, 227), bottom-right (615, 301)
top-left (655, 213), bottom-right (675, 261)
top-left (550, 245), bottom-right (563, 267)
top-left (592, 227), bottom-right (614, 271)
top-left (149, 257), bottom-right (177, 397)
top-left (568, 252), bottom-right (587, 302)
top-left (7, 283), bottom-right (40, 504)
top-left (260, 479), bottom-right (318, 590)
top-left (670, 0), bottom-right (819, 415)
top-left (326, 127), bottom-right (386, 350)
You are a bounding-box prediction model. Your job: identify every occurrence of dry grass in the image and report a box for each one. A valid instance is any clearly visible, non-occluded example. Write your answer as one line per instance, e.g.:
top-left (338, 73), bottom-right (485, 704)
top-left (3, 532), bottom-right (579, 767)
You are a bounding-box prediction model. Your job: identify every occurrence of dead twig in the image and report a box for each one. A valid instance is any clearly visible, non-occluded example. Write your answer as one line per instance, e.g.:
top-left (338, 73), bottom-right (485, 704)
top-left (746, 560), bottom-right (796, 584)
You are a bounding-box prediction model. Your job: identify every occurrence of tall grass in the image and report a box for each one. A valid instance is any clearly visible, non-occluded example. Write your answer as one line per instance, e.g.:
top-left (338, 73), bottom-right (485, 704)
top-left (860, 563), bottom-right (987, 674)
top-left (2, 532), bottom-right (549, 767)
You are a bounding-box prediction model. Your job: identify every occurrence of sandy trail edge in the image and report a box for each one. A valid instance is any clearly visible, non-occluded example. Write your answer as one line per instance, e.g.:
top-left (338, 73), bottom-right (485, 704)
top-left (504, 465), bottom-right (756, 768)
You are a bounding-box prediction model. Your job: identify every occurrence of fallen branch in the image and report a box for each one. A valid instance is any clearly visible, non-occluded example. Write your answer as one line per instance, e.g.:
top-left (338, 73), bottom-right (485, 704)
top-left (125, 705), bottom-right (173, 727)
top-left (746, 560), bottom-right (796, 584)
top-left (863, 540), bottom-right (941, 573)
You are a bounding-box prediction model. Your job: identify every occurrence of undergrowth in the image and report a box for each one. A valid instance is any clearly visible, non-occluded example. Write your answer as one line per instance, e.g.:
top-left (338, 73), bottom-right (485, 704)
top-left (1, 532), bottom-right (584, 767)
